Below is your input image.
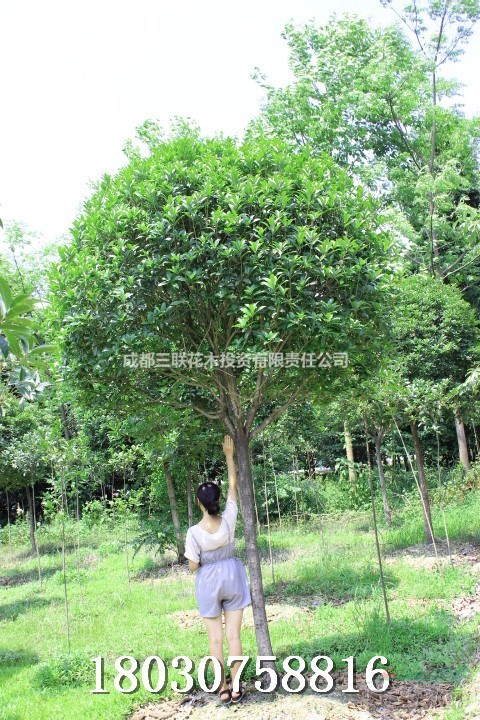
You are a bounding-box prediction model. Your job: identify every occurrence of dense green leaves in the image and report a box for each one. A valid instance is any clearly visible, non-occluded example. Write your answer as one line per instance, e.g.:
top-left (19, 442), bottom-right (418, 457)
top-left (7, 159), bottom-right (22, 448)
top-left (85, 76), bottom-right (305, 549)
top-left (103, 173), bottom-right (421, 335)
top-left (50, 133), bottom-right (394, 429)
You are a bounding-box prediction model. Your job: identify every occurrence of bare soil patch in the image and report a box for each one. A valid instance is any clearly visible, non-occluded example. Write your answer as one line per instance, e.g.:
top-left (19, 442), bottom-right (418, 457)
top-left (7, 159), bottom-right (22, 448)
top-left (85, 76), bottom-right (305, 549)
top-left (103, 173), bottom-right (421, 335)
top-left (385, 541), bottom-right (480, 572)
top-left (129, 672), bottom-right (454, 720)
top-left (170, 603), bottom-right (312, 630)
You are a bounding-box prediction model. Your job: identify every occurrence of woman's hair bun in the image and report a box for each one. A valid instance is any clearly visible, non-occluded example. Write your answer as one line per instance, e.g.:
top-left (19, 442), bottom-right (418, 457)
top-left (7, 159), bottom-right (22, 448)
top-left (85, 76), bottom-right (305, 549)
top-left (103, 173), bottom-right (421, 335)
top-left (197, 482), bottom-right (221, 515)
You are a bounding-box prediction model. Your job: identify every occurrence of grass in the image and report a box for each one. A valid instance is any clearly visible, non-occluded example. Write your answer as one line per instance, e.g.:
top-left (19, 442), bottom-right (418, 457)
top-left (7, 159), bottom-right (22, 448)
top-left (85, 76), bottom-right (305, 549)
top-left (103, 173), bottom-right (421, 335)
top-left (0, 491), bottom-right (479, 719)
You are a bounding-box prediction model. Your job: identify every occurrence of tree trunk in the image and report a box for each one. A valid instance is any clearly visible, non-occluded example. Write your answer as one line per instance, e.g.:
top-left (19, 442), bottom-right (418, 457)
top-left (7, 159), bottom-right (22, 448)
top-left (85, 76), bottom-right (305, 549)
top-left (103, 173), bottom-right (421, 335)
top-left (186, 463), bottom-right (194, 527)
top-left (26, 484), bottom-right (37, 553)
top-left (163, 460), bottom-right (185, 562)
top-left (344, 420), bottom-right (356, 484)
top-left (235, 430), bottom-right (276, 664)
top-left (305, 450), bottom-right (316, 478)
top-left (6, 489), bottom-right (11, 544)
top-left (366, 434), bottom-right (373, 473)
top-left (410, 421), bottom-right (434, 545)
top-left (374, 435), bottom-right (391, 526)
top-left (471, 423), bottom-right (480, 461)
top-left (454, 410), bottom-right (470, 472)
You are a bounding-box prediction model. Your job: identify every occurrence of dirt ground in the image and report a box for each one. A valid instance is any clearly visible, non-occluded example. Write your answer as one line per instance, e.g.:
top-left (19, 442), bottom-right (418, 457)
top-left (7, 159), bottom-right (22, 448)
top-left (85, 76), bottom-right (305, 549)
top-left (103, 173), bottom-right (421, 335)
top-left (129, 540), bottom-right (480, 720)
top-left (128, 674), bottom-right (455, 720)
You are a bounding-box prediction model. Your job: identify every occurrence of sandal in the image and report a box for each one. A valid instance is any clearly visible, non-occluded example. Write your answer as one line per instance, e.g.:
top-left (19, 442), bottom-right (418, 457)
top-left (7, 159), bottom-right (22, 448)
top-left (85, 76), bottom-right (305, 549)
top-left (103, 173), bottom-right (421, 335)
top-left (230, 684), bottom-right (246, 703)
top-left (219, 688), bottom-right (232, 704)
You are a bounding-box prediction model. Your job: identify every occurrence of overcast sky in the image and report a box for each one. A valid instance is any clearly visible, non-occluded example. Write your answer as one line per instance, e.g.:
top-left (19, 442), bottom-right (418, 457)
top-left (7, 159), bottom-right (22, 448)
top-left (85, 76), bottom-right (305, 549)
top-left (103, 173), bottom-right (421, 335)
top-left (1, 0), bottom-right (479, 247)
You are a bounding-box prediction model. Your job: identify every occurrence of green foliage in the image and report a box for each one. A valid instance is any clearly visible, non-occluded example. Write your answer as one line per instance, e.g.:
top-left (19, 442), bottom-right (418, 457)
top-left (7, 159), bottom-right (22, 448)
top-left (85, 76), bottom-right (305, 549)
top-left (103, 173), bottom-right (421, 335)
top-left (436, 460), bottom-right (480, 503)
top-left (252, 8), bottom-right (480, 288)
top-left (50, 130), bottom-right (393, 427)
top-left (392, 273), bottom-right (479, 385)
top-left (318, 470), bottom-right (372, 513)
top-left (0, 273), bottom-right (52, 413)
top-left (34, 653), bottom-right (93, 690)
top-left (131, 515), bottom-right (178, 558)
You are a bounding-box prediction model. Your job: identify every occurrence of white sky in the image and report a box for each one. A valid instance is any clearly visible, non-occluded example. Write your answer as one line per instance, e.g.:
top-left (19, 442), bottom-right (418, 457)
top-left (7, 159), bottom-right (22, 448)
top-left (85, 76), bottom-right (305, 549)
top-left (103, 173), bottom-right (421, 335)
top-left (0, 0), bottom-right (479, 247)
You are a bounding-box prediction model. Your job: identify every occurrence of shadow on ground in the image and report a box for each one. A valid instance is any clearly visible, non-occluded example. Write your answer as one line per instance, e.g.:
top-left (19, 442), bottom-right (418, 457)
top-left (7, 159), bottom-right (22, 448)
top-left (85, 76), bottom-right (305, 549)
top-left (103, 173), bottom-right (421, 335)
top-left (0, 594), bottom-right (61, 623)
top-left (0, 565), bottom-right (60, 588)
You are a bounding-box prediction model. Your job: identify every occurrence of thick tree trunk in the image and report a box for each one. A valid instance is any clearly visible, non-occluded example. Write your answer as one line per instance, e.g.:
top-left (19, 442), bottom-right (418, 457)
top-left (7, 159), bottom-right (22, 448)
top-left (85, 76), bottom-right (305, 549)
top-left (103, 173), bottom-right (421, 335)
top-left (163, 460), bottom-right (185, 562)
top-left (454, 410), bottom-right (470, 472)
top-left (374, 435), bottom-right (391, 526)
top-left (235, 430), bottom-right (275, 663)
top-left (410, 421), bottom-right (434, 545)
top-left (26, 484), bottom-right (37, 553)
top-left (344, 420), bottom-right (356, 484)
top-left (186, 463), bottom-right (194, 527)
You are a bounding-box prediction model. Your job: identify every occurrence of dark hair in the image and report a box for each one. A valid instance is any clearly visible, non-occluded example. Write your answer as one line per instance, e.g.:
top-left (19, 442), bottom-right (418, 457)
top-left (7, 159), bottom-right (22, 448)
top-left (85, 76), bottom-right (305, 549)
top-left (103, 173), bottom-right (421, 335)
top-left (197, 482), bottom-right (221, 516)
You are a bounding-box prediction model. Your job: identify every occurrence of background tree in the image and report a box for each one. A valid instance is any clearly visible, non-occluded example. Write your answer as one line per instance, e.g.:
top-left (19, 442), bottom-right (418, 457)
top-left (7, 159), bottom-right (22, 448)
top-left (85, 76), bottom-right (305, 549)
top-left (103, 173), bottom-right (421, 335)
top-left (251, 3), bottom-right (480, 297)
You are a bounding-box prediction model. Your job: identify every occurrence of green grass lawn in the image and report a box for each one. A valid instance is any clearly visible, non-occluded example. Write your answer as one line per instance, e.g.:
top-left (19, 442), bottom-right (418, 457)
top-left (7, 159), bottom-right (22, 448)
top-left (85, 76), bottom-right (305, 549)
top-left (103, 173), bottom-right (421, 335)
top-left (1, 492), bottom-right (480, 720)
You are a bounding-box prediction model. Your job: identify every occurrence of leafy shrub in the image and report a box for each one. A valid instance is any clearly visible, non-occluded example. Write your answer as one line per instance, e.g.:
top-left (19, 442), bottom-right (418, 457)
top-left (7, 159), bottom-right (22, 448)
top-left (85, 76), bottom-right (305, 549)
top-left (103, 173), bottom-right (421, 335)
top-left (34, 653), bottom-right (93, 690)
top-left (435, 461), bottom-right (480, 504)
top-left (82, 499), bottom-right (112, 527)
top-left (131, 515), bottom-right (178, 559)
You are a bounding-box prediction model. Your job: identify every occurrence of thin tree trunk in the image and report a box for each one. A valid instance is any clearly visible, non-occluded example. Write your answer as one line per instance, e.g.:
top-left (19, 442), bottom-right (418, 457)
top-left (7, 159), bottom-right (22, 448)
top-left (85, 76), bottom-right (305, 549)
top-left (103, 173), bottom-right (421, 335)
top-left (410, 421), bottom-right (434, 545)
top-left (59, 465), bottom-right (71, 653)
top-left (292, 452), bottom-right (299, 525)
top-left (235, 430), bottom-right (276, 668)
top-left (267, 437), bottom-right (282, 527)
top-left (374, 434), bottom-right (391, 526)
top-left (249, 445), bottom-right (261, 533)
top-left (26, 484), bottom-right (37, 553)
top-left (163, 460), bottom-right (185, 562)
top-left (436, 431), bottom-right (453, 568)
top-left (344, 420), bottom-right (356, 484)
top-left (471, 423), bottom-right (480, 461)
top-left (6, 489), bottom-right (11, 545)
top-left (366, 433), bottom-right (373, 474)
top-left (186, 462), bottom-right (194, 527)
top-left (74, 473), bottom-right (84, 603)
top-left (454, 410), bottom-right (470, 472)
top-left (261, 434), bottom-right (275, 584)
top-left (32, 483), bottom-right (43, 591)
top-left (364, 421), bottom-right (390, 625)
top-left (111, 475), bottom-right (118, 543)
top-left (123, 469), bottom-right (130, 587)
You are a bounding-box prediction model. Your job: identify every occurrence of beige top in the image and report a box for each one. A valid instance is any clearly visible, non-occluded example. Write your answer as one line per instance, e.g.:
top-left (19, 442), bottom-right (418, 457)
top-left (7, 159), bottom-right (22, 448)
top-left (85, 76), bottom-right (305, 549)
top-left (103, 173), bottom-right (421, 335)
top-left (184, 499), bottom-right (238, 563)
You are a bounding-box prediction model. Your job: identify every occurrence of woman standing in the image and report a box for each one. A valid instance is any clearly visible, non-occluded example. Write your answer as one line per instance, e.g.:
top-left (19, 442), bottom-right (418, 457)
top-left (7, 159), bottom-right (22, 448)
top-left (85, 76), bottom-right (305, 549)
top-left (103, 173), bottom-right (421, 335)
top-left (184, 435), bottom-right (251, 704)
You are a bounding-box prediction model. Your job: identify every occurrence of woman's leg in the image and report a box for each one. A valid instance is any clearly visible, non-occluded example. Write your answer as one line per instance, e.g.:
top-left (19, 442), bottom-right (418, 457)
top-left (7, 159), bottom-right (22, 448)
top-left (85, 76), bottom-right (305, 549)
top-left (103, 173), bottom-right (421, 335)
top-left (224, 609), bottom-right (244, 697)
top-left (203, 615), bottom-right (228, 692)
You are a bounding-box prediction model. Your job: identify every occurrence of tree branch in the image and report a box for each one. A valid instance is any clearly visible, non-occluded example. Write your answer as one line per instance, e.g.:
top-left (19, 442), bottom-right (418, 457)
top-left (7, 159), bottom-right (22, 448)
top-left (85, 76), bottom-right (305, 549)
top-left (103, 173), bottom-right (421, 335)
top-left (248, 375), bottom-right (312, 441)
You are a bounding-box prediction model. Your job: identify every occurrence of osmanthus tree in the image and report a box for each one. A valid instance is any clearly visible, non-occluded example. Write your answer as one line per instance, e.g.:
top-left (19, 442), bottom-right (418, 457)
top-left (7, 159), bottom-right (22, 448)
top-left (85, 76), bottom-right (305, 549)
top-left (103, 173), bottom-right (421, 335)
top-left (49, 128), bottom-right (394, 657)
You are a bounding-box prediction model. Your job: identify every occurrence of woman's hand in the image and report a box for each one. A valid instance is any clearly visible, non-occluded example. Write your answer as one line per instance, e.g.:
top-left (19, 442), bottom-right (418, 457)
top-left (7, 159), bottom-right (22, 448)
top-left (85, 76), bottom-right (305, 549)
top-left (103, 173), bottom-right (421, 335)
top-left (222, 434), bottom-right (235, 458)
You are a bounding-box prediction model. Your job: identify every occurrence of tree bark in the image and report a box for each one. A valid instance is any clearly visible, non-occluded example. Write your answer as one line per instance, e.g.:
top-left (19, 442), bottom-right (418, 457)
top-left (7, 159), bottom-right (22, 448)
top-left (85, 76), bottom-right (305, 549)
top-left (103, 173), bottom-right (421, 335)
top-left (235, 430), bottom-right (276, 665)
top-left (186, 462), bottom-right (194, 527)
top-left (26, 484), bottom-right (37, 553)
top-left (163, 460), bottom-right (185, 562)
top-left (471, 423), bottom-right (480, 461)
top-left (454, 410), bottom-right (470, 472)
top-left (374, 434), bottom-right (391, 526)
top-left (344, 420), bottom-right (356, 484)
top-left (410, 421), bottom-right (434, 545)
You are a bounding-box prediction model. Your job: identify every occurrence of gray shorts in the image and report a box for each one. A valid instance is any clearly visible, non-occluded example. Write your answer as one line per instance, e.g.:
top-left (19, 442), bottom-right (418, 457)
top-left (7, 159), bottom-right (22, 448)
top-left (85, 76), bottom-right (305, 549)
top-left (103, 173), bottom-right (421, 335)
top-left (195, 543), bottom-right (252, 618)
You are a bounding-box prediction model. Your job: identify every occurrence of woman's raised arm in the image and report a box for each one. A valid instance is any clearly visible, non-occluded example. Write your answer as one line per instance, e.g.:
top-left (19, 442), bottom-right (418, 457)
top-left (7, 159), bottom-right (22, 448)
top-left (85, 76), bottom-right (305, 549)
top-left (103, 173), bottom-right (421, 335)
top-left (222, 434), bottom-right (237, 502)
